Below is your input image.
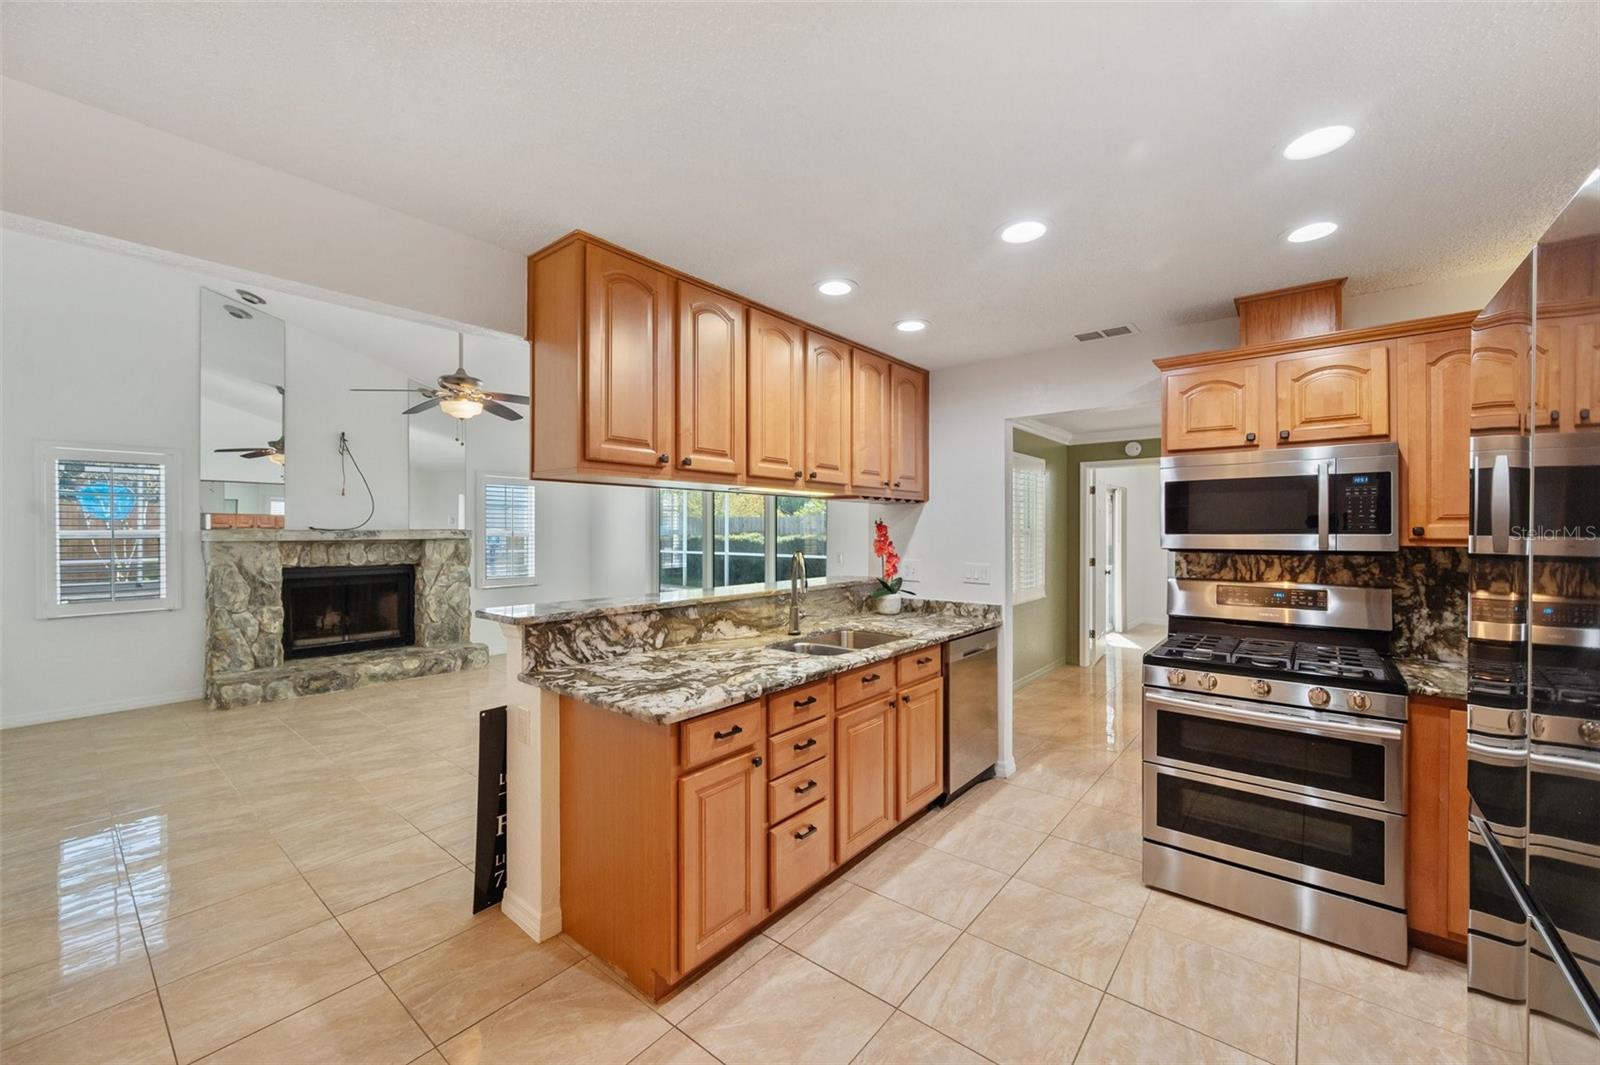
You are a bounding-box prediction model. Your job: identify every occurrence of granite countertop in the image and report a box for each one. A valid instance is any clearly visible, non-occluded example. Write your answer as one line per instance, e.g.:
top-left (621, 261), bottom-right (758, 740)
top-left (522, 609), bottom-right (999, 725)
top-left (1396, 657), bottom-right (1467, 702)
top-left (477, 576), bottom-right (873, 627)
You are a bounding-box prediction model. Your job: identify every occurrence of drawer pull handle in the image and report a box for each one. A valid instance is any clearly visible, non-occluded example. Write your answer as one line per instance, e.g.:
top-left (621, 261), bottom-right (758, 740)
top-left (862, 673), bottom-right (880, 683)
top-left (713, 725), bottom-right (744, 740)
top-left (794, 824), bottom-right (818, 841)
top-left (902, 694), bottom-right (911, 703)
top-left (793, 737), bottom-right (818, 752)
top-left (795, 779), bottom-right (818, 794)
top-left (794, 695), bottom-right (817, 708)
top-left (916, 656), bottom-right (932, 665)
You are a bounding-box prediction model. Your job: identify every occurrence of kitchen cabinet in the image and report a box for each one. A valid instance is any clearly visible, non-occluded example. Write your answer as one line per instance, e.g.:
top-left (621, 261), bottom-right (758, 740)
top-left (805, 333), bottom-right (853, 488)
top-left (1161, 363), bottom-right (1261, 451)
top-left (1397, 330), bottom-right (1472, 545)
top-left (584, 245), bottom-right (676, 468)
top-left (676, 282), bottom-right (746, 477)
top-left (1469, 324), bottom-right (1532, 434)
top-left (746, 310), bottom-right (807, 485)
top-left (678, 747), bottom-right (768, 972)
top-left (1273, 343), bottom-right (1391, 444)
top-left (889, 364), bottom-right (929, 500)
top-left (851, 348), bottom-right (892, 493)
top-left (834, 696), bottom-right (898, 863)
top-left (1574, 315), bottom-right (1600, 428)
top-left (1404, 695), bottom-right (1468, 957)
top-left (896, 677), bottom-right (944, 819)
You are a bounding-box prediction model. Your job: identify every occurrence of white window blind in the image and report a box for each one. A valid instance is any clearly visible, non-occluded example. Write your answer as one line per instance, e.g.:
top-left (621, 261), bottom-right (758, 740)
top-left (480, 476), bottom-right (536, 586)
top-left (1012, 454), bottom-right (1047, 604)
top-left (41, 445), bottom-right (179, 618)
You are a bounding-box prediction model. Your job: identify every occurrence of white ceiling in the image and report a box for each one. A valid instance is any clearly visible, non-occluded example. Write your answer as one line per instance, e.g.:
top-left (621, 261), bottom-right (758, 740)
top-left (6, 3), bottom-right (1598, 369)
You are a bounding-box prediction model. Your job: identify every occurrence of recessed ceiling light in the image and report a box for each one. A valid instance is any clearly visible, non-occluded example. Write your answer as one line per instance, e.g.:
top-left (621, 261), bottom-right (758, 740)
top-left (816, 279), bottom-right (855, 296)
top-left (235, 289), bottom-right (266, 305)
top-left (895, 319), bottom-right (929, 333)
top-left (1283, 125), bottom-right (1355, 161)
top-left (1286, 221), bottom-right (1339, 243)
top-left (999, 220), bottom-right (1048, 244)
top-left (224, 304), bottom-right (254, 320)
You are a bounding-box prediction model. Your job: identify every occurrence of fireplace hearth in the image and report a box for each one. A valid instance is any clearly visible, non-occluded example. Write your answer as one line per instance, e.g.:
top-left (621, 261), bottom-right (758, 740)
top-left (282, 564), bottom-right (415, 659)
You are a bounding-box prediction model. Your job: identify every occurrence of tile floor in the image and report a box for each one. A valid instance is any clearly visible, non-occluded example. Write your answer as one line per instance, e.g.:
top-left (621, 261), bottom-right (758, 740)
top-left (0, 629), bottom-right (1498, 1063)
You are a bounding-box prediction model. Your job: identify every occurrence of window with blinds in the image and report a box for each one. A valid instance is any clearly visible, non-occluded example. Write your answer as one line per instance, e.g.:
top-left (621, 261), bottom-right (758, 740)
top-left (1012, 454), bottom-right (1048, 604)
top-left (480, 476), bottom-right (536, 586)
top-left (42, 445), bottom-right (178, 618)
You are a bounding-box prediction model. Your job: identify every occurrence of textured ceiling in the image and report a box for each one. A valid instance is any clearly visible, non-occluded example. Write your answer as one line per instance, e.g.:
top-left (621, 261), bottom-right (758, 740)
top-left (5, 2), bottom-right (1598, 368)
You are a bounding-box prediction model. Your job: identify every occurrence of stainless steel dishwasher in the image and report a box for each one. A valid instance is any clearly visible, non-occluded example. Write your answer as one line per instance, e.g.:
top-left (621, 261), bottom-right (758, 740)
top-left (945, 628), bottom-right (999, 801)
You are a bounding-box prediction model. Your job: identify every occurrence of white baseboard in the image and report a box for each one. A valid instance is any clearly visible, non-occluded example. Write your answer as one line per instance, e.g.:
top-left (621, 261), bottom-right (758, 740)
top-left (0, 686), bottom-right (206, 730)
top-left (502, 889), bottom-right (562, 942)
top-left (994, 757), bottom-right (1017, 778)
top-left (1013, 658), bottom-right (1066, 689)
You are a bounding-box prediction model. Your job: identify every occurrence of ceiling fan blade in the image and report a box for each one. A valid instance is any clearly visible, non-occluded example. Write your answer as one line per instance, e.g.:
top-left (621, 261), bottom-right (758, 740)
top-left (214, 447), bottom-right (265, 452)
top-left (350, 387), bottom-right (434, 394)
top-left (481, 391), bottom-right (530, 404)
top-left (481, 399), bottom-right (524, 421)
top-left (402, 397), bottom-right (443, 415)
top-left (239, 450), bottom-right (273, 459)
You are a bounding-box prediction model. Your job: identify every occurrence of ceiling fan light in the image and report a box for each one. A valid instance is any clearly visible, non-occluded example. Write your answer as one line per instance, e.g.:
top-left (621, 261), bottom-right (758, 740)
top-left (440, 396), bottom-right (485, 420)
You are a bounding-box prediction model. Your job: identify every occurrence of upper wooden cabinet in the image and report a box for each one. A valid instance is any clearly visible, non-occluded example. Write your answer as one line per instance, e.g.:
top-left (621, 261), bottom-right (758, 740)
top-left (585, 246), bottom-right (676, 469)
top-left (1162, 364), bottom-right (1260, 451)
top-left (677, 746), bottom-right (767, 973)
top-left (889, 364), bottom-right (929, 500)
top-left (805, 333), bottom-right (852, 488)
top-left (1397, 331), bottom-right (1472, 544)
top-left (1274, 343), bottom-right (1390, 444)
top-left (746, 310), bottom-right (806, 485)
top-left (1468, 324), bottom-right (1529, 434)
top-left (1573, 315), bottom-right (1600, 428)
top-left (850, 349), bottom-right (892, 493)
top-left (676, 282), bottom-right (746, 477)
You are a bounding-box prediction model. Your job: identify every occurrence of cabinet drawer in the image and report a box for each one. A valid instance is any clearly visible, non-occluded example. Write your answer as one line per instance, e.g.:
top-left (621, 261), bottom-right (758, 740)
top-left (770, 800), bottom-right (833, 910)
top-left (767, 717), bottom-right (830, 779)
top-left (768, 758), bottom-right (830, 825)
top-left (897, 646), bottom-right (942, 687)
top-left (835, 662), bottom-right (895, 709)
top-left (681, 701), bottom-right (762, 771)
top-left (767, 680), bottom-right (832, 735)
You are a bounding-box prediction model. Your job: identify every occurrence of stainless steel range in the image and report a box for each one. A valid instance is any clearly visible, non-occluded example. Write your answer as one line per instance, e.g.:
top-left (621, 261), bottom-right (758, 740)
top-left (1141, 577), bottom-right (1409, 963)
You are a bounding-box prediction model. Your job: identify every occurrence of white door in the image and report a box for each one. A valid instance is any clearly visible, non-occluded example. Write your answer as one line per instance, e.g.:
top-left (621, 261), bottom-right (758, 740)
top-left (1087, 474), bottom-right (1109, 666)
top-left (1105, 486), bottom-right (1126, 635)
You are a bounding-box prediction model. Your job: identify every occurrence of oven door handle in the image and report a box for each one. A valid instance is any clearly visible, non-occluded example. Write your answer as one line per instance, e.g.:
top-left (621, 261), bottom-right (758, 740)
top-left (1491, 452), bottom-right (1511, 554)
top-left (1529, 746), bottom-right (1600, 779)
top-left (1467, 734), bottom-right (1528, 765)
top-left (1317, 460), bottom-right (1331, 551)
top-left (1147, 691), bottom-right (1403, 743)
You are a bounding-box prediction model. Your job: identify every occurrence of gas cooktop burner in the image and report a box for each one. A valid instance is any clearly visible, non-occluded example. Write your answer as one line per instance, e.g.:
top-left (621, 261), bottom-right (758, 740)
top-left (1156, 633), bottom-right (1238, 662)
top-left (1148, 633), bottom-right (1392, 682)
top-left (1294, 643), bottom-right (1386, 681)
top-left (1232, 638), bottom-right (1295, 669)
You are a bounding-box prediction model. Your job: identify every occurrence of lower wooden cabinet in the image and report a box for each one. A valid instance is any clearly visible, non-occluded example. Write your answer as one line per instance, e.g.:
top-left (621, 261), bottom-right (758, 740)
top-left (897, 677), bottom-right (944, 820)
top-left (678, 744), bottom-right (768, 973)
top-left (834, 696), bottom-right (899, 863)
top-left (770, 800), bottom-right (833, 909)
top-left (1405, 695), bottom-right (1469, 953)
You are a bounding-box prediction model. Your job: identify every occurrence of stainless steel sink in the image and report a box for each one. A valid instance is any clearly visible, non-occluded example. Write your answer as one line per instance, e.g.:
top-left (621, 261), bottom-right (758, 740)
top-left (769, 628), bottom-right (902, 655)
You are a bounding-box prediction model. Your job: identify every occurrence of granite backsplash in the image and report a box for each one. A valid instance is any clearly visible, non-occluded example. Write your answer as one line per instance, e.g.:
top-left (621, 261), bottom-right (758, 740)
top-left (1173, 547), bottom-right (1468, 663)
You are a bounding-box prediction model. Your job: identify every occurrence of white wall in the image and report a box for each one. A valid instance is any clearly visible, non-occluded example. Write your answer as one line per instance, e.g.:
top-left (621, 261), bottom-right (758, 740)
top-left (1097, 462), bottom-right (1165, 629)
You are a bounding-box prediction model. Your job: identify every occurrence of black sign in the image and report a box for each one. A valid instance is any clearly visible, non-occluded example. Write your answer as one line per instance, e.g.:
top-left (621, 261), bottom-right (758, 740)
top-left (473, 705), bottom-right (508, 912)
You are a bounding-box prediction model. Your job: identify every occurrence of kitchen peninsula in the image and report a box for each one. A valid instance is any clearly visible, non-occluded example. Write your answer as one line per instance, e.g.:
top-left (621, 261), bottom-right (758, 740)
top-left (478, 579), bottom-right (1001, 997)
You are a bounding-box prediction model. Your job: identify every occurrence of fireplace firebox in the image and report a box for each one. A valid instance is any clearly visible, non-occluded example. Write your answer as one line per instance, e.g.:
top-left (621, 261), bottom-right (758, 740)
top-left (281, 565), bottom-right (415, 660)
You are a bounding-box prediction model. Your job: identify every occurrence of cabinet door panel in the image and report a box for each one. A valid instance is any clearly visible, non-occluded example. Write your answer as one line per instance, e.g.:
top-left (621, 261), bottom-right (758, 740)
top-left (889, 364), bottom-right (928, 500)
top-left (747, 310), bottom-right (806, 483)
top-left (1446, 708), bottom-right (1469, 940)
top-left (1274, 343), bottom-right (1391, 444)
top-left (896, 678), bottom-right (944, 820)
top-left (804, 334), bottom-right (852, 487)
top-left (1469, 325), bottom-right (1528, 433)
top-left (678, 752), bottom-right (767, 972)
top-left (1574, 316), bottom-right (1600, 429)
top-left (1533, 320), bottom-right (1568, 430)
top-left (834, 699), bottom-right (896, 863)
top-left (1162, 364), bottom-right (1260, 451)
top-left (676, 282), bottom-right (745, 477)
top-left (851, 349), bottom-right (892, 493)
top-left (584, 247), bottom-right (674, 468)
top-left (1398, 331), bottom-right (1471, 544)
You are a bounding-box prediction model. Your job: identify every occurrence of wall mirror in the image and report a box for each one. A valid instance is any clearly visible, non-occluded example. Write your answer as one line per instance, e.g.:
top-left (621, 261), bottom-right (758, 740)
top-left (199, 288), bottom-right (286, 527)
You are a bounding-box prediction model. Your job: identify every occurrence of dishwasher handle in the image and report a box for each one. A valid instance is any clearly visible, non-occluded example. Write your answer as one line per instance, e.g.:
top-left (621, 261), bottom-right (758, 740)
top-left (950, 631), bottom-right (999, 660)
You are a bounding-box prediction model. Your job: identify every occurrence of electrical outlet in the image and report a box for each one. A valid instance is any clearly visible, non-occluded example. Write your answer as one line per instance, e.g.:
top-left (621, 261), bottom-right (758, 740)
top-left (962, 563), bottom-right (992, 585)
top-left (900, 559), bottom-right (921, 582)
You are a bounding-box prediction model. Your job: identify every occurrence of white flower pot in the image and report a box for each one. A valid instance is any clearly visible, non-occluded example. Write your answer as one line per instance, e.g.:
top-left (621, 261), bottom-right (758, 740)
top-left (872, 593), bottom-right (903, 615)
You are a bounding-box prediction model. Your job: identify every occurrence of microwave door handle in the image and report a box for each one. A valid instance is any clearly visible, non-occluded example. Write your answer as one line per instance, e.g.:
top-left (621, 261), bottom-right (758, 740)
top-left (1317, 461), bottom-right (1331, 551)
top-left (1491, 453), bottom-right (1511, 554)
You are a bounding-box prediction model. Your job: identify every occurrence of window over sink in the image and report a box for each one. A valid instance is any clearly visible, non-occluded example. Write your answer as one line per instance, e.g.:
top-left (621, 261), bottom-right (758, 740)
top-left (656, 489), bottom-right (828, 592)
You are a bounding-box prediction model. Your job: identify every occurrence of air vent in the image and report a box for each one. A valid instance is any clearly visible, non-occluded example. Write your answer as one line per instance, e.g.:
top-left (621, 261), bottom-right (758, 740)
top-left (1074, 324), bottom-right (1138, 342)
top-left (1074, 331), bottom-right (1103, 342)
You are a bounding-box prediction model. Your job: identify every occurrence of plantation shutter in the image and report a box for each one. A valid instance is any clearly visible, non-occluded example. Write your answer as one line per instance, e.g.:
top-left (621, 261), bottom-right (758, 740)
top-left (54, 456), bottom-right (169, 607)
top-left (482, 478), bottom-right (535, 583)
top-left (1011, 455), bottom-right (1047, 603)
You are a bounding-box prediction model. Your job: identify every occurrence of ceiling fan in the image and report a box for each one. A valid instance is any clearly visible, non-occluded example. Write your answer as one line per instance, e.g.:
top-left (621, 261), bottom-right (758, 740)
top-left (351, 334), bottom-right (528, 421)
top-left (214, 436), bottom-right (286, 465)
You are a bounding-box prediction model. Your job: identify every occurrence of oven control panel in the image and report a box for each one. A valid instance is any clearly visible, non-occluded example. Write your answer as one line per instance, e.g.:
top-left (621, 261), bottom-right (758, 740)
top-left (1471, 595), bottom-right (1527, 625)
top-left (1332, 472), bottom-right (1392, 534)
top-left (1215, 585), bottom-right (1328, 611)
top-left (1533, 600), bottom-right (1600, 628)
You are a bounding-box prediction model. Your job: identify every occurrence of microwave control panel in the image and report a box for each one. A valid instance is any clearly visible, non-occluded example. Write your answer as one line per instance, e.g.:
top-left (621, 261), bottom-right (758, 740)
top-left (1331, 472), bottom-right (1392, 534)
top-left (1216, 585), bottom-right (1328, 610)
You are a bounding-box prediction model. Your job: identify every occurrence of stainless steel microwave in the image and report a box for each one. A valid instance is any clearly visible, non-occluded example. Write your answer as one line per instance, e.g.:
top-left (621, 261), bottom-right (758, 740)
top-left (1160, 441), bottom-right (1400, 552)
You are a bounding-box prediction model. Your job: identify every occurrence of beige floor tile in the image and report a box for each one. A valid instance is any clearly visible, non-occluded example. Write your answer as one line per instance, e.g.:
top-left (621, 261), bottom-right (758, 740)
top-left (0, 810), bottom-right (114, 861)
top-left (302, 834), bottom-right (460, 915)
top-left (786, 885), bottom-right (961, 1004)
top-left (144, 876), bottom-right (328, 984)
top-left (0, 935), bottom-right (155, 1048)
top-left (906, 804), bottom-right (1045, 874)
top-left (966, 879), bottom-right (1134, 990)
top-left (1527, 1011), bottom-right (1600, 1065)
top-left (338, 866), bottom-right (491, 970)
top-left (158, 918), bottom-right (373, 1063)
top-left (0, 881), bottom-right (143, 976)
top-left (1138, 892), bottom-right (1300, 976)
top-left (846, 838), bottom-right (1008, 928)
top-left (657, 933), bottom-right (779, 1025)
top-left (0, 990), bottom-right (175, 1065)
top-left (1075, 995), bottom-right (1261, 1064)
top-left (105, 767), bottom-right (240, 818)
top-left (126, 839), bottom-right (303, 925)
top-left (439, 959), bottom-right (669, 1064)
top-left (1051, 802), bottom-right (1142, 861)
top-left (1013, 837), bottom-right (1149, 919)
top-left (1298, 981), bottom-right (1468, 1064)
top-left (383, 911), bottom-right (581, 1042)
top-left (960, 779), bottom-right (1077, 831)
top-left (196, 975), bottom-right (431, 1065)
top-left (850, 1011), bottom-right (986, 1064)
top-left (424, 815), bottom-right (479, 867)
top-left (999, 753), bottom-right (1102, 803)
top-left (1104, 747), bottom-right (1143, 783)
top-left (268, 800), bottom-right (422, 872)
top-left (901, 934), bottom-right (1100, 1065)
top-left (762, 877), bottom-right (853, 943)
top-left (1299, 940), bottom-right (1469, 1036)
top-left (630, 1029), bottom-right (722, 1065)
top-left (1106, 924), bottom-right (1296, 1065)
top-left (1078, 773), bottom-right (1142, 812)
top-left (409, 1053), bottom-right (449, 1065)
top-left (1, 830), bottom-right (124, 914)
top-left (680, 947), bottom-right (893, 1065)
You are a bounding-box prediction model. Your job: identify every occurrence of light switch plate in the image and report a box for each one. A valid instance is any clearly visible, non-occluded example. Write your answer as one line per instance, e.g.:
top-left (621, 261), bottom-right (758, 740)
top-left (962, 563), bottom-right (992, 585)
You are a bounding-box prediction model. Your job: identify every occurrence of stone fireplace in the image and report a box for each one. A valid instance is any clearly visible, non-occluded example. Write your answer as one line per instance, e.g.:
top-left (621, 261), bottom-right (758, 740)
top-left (201, 529), bottom-right (487, 708)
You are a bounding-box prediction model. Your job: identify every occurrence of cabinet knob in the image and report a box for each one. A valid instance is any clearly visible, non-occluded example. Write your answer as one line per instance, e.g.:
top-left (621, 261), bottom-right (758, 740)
top-left (1551, 410), bottom-right (1560, 424)
top-left (1279, 430), bottom-right (1290, 441)
top-left (1581, 409), bottom-right (1591, 422)
top-left (794, 469), bottom-right (803, 479)
top-left (881, 480), bottom-right (889, 487)
top-left (751, 756), bottom-right (763, 767)
top-left (901, 693), bottom-right (911, 703)
top-left (681, 456), bottom-right (692, 467)
top-left (893, 481), bottom-right (901, 488)
top-left (1245, 432), bottom-right (1257, 443)
top-left (808, 471), bottom-right (818, 480)
top-left (1412, 526), bottom-right (1424, 537)
top-left (657, 453), bottom-right (669, 464)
